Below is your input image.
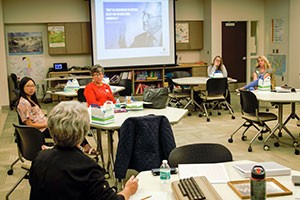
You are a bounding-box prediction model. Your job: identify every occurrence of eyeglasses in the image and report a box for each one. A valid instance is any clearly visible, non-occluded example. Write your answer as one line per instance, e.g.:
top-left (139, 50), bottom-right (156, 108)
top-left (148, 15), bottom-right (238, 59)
top-left (143, 12), bottom-right (161, 20)
top-left (92, 73), bottom-right (103, 77)
top-left (25, 84), bottom-right (35, 88)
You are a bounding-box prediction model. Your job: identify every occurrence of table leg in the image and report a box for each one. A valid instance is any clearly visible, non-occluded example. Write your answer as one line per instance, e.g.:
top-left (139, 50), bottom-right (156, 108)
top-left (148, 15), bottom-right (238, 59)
top-left (183, 86), bottom-right (202, 111)
top-left (96, 129), bottom-right (105, 169)
top-left (106, 130), bottom-right (115, 173)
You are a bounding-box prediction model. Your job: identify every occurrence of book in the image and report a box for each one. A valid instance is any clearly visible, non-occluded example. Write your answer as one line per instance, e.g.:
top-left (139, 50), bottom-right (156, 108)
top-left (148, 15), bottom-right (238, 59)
top-left (233, 162), bottom-right (291, 178)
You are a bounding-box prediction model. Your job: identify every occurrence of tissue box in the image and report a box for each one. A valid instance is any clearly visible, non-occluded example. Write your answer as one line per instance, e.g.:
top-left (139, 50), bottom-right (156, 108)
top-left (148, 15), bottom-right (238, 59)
top-left (90, 102), bottom-right (115, 125)
top-left (126, 102), bottom-right (143, 111)
top-left (64, 79), bottom-right (80, 93)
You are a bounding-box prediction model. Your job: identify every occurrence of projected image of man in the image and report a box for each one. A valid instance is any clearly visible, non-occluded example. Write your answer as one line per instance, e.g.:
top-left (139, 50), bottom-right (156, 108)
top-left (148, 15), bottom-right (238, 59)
top-left (120, 2), bottom-right (162, 48)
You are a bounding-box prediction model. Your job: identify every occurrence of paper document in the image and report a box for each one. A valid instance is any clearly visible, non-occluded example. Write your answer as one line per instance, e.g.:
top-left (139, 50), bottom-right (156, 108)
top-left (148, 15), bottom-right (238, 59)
top-left (233, 161), bottom-right (291, 178)
top-left (130, 192), bottom-right (167, 200)
top-left (178, 163), bottom-right (229, 184)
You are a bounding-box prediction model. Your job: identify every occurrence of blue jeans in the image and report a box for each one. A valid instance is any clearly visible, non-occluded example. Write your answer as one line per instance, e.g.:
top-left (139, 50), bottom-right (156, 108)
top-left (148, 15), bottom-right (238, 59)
top-left (243, 75), bottom-right (263, 91)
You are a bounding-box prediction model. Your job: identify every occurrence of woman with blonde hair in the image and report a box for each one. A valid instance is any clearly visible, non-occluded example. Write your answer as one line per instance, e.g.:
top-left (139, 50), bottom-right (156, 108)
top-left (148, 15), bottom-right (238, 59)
top-left (238, 55), bottom-right (275, 91)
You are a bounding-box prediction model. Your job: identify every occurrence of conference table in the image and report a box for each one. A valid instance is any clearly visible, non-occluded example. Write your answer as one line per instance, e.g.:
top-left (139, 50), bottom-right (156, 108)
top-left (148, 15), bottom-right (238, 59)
top-left (130, 160), bottom-right (300, 200)
top-left (46, 85), bottom-right (125, 99)
top-left (253, 90), bottom-right (300, 154)
top-left (90, 106), bottom-right (188, 171)
top-left (172, 76), bottom-right (237, 111)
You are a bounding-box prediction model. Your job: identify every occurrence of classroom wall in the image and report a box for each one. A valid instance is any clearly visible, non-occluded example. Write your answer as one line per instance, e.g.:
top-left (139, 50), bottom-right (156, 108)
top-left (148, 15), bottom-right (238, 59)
top-left (264, 0), bottom-right (290, 86)
top-left (289, 0), bottom-right (300, 88)
top-left (0, 0), bottom-right (9, 108)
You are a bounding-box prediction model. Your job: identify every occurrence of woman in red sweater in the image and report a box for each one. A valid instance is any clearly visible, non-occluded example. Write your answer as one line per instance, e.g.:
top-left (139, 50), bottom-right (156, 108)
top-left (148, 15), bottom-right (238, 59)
top-left (84, 65), bottom-right (116, 106)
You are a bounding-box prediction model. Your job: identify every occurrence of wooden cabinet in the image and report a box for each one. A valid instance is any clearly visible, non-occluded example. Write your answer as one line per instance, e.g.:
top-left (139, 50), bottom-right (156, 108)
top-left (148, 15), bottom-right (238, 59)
top-left (47, 22), bottom-right (91, 55)
top-left (176, 21), bottom-right (203, 50)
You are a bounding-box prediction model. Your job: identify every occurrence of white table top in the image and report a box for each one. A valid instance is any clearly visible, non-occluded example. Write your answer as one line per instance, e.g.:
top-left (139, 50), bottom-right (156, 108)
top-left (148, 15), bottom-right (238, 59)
top-left (131, 160), bottom-right (300, 200)
top-left (172, 76), bottom-right (237, 86)
top-left (90, 106), bottom-right (188, 130)
top-left (47, 85), bottom-right (125, 97)
top-left (253, 90), bottom-right (300, 103)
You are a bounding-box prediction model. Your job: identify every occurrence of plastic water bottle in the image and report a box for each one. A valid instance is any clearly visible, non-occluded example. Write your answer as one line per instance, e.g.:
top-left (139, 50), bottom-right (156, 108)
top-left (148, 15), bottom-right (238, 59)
top-left (251, 165), bottom-right (266, 200)
top-left (160, 160), bottom-right (171, 184)
top-left (115, 98), bottom-right (121, 109)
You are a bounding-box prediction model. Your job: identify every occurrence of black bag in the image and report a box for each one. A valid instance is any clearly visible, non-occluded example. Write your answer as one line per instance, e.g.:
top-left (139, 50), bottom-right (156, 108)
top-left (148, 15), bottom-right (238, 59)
top-left (143, 87), bottom-right (168, 109)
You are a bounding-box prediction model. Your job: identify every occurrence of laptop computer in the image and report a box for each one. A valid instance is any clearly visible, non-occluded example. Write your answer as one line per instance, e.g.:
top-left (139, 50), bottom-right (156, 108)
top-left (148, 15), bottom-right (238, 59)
top-left (53, 63), bottom-right (68, 72)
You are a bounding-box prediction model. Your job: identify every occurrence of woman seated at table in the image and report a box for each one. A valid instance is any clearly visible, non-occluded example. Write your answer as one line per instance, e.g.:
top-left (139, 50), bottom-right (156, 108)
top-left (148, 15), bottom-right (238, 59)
top-left (84, 65), bottom-right (116, 107)
top-left (238, 55), bottom-right (275, 91)
top-left (207, 55), bottom-right (231, 104)
top-left (17, 76), bottom-right (97, 154)
top-left (29, 101), bottom-right (138, 200)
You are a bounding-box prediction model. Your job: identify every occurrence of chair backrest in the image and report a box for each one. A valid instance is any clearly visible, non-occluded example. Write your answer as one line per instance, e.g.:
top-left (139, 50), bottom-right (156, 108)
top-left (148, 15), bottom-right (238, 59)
top-left (10, 73), bottom-right (19, 90)
top-left (77, 88), bottom-right (86, 102)
top-left (114, 115), bottom-right (176, 179)
top-left (206, 78), bottom-right (227, 96)
top-left (168, 143), bottom-right (233, 167)
top-left (240, 90), bottom-right (259, 115)
top-left (13, 124), bottom-right (44, 161)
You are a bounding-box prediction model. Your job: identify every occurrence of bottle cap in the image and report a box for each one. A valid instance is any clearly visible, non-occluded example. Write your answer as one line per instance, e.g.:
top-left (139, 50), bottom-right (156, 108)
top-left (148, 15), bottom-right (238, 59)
top-left (162, 160), bottom-right (168, 164)
top-left (251, 165), bottom-right (265, 179)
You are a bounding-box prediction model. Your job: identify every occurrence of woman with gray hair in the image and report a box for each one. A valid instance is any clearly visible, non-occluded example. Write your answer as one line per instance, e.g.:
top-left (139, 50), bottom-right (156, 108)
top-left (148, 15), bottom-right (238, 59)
top-left (29, 101), bottom-right (138, 200)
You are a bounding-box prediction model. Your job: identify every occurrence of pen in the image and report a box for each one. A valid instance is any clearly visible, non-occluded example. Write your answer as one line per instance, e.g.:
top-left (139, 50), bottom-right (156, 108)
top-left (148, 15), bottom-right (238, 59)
top-left (140, 195), bottom-right (152, 200)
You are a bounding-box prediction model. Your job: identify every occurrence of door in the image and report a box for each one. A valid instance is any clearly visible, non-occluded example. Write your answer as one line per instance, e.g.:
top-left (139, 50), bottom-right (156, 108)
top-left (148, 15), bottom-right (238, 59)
top-left (222, 21), bottom-right (247, 83)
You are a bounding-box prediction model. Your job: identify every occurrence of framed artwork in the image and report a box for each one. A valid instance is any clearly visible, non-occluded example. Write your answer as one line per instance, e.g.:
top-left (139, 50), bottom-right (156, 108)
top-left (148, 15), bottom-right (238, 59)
top-left (176, 22), bottom-right (189, 43)
top-left (228, 178), bottom-right (292, 199)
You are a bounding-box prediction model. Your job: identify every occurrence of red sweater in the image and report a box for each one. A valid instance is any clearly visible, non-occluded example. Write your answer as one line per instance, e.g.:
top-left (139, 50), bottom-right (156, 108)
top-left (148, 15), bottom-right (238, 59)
top-left (84, 82), bottom-right (116, 106)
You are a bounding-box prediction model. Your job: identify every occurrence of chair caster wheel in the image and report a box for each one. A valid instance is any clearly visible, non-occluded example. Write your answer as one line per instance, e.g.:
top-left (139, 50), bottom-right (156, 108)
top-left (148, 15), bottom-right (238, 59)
top-left (278, 132), bottom-right (282, 137)
top-left (258, 136), bottom-right (263, 141)
top-left (188, 112), bottom-right (192, 116)
top-left (218, 112), bottom-right (221, 115)
top-left (228, 138), bottom-right (233, 143)
top-left (293, 141), bottom-right (299, 147)
top-left (198, 113), bottom-right (202, 117)
top-left (104, 172), bottom-right (110, 179)
top-left (274, 142), bottom-right (280, 147)
top-left (263, 145), bottom-right (270, 151)
top-left (232, 116), bottom-right (235, 119)
top-left (241, 136), bottom-right (247, 141)
top-left (295, 149), bottom-right (300, 155)
top-left (248, 147), bottom-right (252, 152)
top-left (266, 108), bottom-right (269, 112)
top-left (7, 169), bottom-right (13, 175)
top-left (206, 118), bottom-right (210, 122)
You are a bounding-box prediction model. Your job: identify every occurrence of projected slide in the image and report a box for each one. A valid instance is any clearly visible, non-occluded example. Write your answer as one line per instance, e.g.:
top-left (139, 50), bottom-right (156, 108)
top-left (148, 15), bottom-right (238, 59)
top-left (90, 0), bottom-right (175, 68)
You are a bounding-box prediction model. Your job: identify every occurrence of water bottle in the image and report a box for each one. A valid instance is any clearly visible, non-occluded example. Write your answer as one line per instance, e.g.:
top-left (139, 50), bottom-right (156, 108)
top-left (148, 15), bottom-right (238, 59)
top-left (251, 165), bottom-right (266, 200)
top-left (160, 160), bottom-right (171, 184)
top-left (115, 98), bottom-right (121, 109)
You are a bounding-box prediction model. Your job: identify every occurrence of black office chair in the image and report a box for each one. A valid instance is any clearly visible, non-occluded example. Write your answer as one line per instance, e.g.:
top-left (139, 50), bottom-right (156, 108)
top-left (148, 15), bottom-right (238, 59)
top-left (167, 77), bottom-right (191, 108)
top-left (228, 90), bottom-right (279, 152)
top-left (200, 78), bottom-right (235, 122)
top-left (6, 124), bottom-right (45, 200)
top-left (168, 143), bottom-right (233, 168)
top-left (8, 73), bottom-right (20, 110)
top-left (114, 115), bottom-right (176, 183)
top-left (77, 88), bottom-right (86, 102)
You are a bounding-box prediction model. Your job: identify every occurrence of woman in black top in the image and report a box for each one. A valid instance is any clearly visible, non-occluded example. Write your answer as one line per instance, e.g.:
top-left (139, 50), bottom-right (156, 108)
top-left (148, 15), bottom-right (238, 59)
top-left (29, 101), bottom-right (138, 200)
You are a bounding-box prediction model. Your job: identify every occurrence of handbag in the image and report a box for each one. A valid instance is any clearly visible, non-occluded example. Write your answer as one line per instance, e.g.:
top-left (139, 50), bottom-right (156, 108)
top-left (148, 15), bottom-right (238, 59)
top-left (143, 87), bottom-right (168, 109)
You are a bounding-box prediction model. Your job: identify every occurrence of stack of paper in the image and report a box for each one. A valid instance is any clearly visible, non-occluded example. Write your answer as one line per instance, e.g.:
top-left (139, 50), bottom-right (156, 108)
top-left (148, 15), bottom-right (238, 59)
top-left (233, 161), bottom-right (291, 178)
top-left (178, 163), bottom-right (229, 184)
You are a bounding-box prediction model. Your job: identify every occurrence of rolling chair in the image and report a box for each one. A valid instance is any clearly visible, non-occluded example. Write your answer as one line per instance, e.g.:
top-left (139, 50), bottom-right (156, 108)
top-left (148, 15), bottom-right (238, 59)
top-left (228, 90), bottom-right (279, 152)
top-left (114, 115), bottom-right (176, 186)
top-left (167, 77), bottom-right (191, 108)
top-left (6, 124), bottom-right (45, 200)
top-left (168, 143), bottom-right (233, 168)
top-left (200, 78), bottom-right (235, 122)
top-left (8, 73), bottom-right (20, 110)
